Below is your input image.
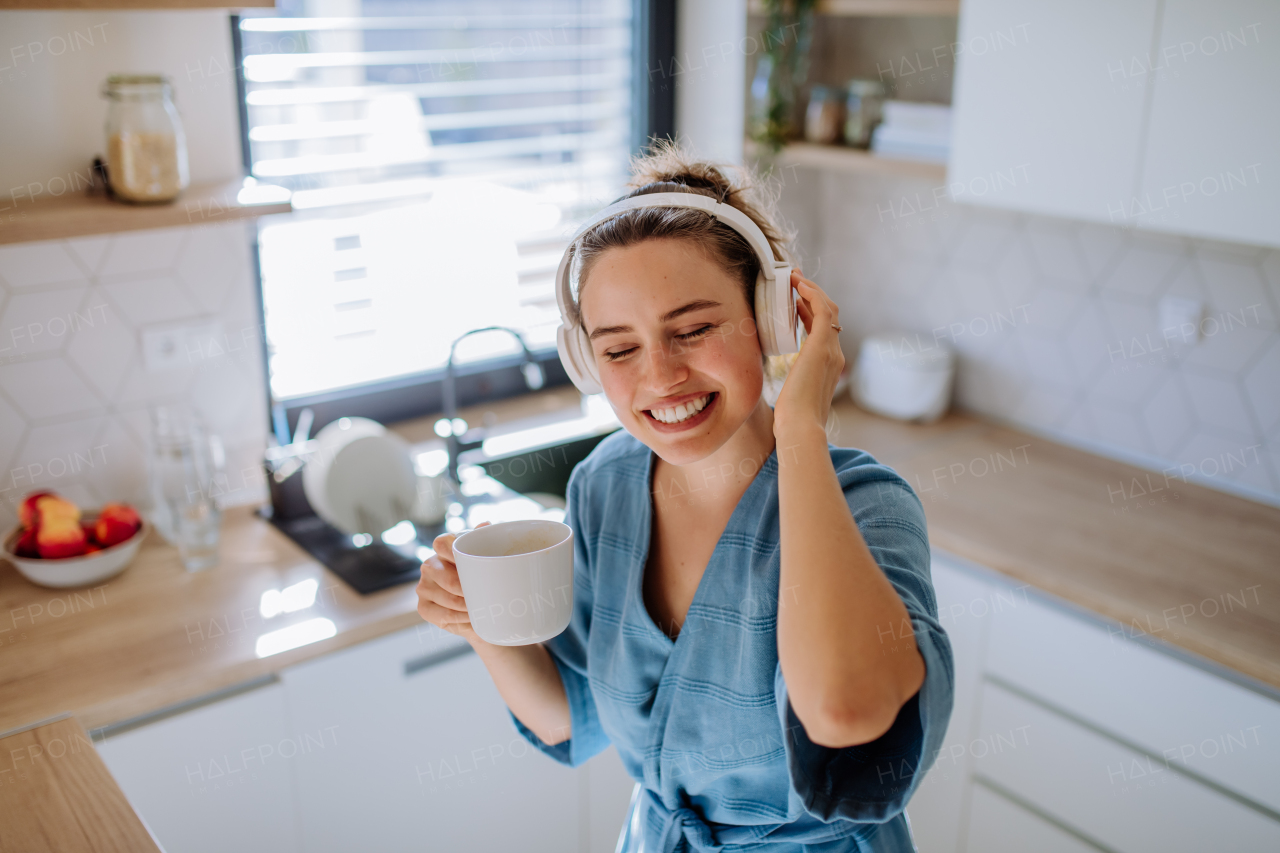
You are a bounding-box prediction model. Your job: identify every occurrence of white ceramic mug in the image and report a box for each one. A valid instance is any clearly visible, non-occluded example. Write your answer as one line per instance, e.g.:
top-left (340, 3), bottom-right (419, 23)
top-left (451, 519), bottom-right (574, 646)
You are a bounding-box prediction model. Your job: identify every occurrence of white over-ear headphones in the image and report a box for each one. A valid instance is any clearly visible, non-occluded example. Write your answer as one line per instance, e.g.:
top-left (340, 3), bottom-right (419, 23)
top-left (554, 190), bottom-right (799, 396)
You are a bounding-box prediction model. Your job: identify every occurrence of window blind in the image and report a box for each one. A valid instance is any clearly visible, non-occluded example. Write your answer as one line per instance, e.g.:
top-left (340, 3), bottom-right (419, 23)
top-left (236, 1), bottom-right (635, 401)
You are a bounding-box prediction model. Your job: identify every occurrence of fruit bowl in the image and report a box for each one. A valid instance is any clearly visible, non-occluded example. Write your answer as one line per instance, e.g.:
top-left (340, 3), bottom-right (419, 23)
top-left (1, 516), bottom-right (149, 589)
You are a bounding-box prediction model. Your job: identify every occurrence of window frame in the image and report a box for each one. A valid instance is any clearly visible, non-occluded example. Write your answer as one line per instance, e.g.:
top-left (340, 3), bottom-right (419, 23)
top-left (230, 1), bottom-right (676, 439)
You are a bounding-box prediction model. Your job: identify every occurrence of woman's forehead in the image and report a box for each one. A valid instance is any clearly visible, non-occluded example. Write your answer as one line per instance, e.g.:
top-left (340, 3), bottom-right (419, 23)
top-left (580, 241), bottom-right (745, 326)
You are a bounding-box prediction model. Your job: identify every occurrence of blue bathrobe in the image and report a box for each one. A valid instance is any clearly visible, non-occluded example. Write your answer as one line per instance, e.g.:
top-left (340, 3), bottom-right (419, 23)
top-left (508, 428), bottom-right (954, 852)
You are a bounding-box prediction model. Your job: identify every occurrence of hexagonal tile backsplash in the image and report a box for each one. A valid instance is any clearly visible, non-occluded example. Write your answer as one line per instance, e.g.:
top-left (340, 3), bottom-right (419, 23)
top-left (778, 167), bottom-right (1279, 505)
top-left (0, 221), bottom-right (269, 531)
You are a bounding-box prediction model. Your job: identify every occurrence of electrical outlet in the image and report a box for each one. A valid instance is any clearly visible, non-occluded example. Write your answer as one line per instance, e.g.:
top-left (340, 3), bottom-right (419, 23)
top-left (141, 320), bottom-right (223, 372)
top-left (1158, 295), bottom-right (1204, 344)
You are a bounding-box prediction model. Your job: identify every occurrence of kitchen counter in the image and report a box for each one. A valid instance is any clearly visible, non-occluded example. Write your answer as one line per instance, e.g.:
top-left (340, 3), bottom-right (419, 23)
top-left (0, 715), bottom-right (162, 853)
top-left (1, 390), bottom-right (1277, 737)
top-left (824, 404), bottom-right (1279, 692)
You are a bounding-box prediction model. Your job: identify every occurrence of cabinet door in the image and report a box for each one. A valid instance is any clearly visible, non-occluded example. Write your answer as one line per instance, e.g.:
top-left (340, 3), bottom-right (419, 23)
top-left (1135, 0), bottom-right (1280, 247)
top-left (965, 782), bottom-right (1104, 853)
top-left (986, 590), bottom-right (1280, 815)
top-left (94, 680), bottom-right (300, 853)
top-left (281, 624), bottom-right (581, 853)
top-left (973, 680), bottom-right (1280, 852)
top-left (584, 746), bottom-right (638, 853)
top-left (904, 555), bottom-right (998, 853)
top-left (948, 0), bottom-right (1159, 223)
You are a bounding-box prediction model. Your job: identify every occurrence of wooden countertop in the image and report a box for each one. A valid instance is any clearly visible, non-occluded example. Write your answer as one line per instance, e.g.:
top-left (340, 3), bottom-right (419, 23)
top-left (0, 715), bottom-right (162, 852)
top-left (824, 402), bottom-right (1280, 692)
top-left (1, 390), bottom-right (1277, 737)
top-left (0, 502), bottom-right (429, 734)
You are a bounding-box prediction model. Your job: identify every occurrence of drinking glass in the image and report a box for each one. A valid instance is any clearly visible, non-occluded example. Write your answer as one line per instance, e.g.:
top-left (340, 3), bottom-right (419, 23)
top-left (148, 405), bottom-right (223, 571)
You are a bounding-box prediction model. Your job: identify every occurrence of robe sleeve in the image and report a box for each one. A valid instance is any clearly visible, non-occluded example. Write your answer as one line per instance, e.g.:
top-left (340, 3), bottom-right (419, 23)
top-left (506, 464), bottom-right (612, 768)
top-left (774, 464), bottom-right (954, 823)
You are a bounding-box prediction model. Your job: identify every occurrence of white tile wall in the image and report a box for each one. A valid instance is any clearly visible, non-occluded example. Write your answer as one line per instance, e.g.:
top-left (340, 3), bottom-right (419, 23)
top-left (0, 221), bottom-right (270, 531)
top-left (778, 166), bottom-right (1280, 505)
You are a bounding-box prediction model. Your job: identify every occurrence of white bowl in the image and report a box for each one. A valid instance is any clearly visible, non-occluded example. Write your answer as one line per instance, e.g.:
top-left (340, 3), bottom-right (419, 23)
top-left (1, 517), bottom-right (149, 589)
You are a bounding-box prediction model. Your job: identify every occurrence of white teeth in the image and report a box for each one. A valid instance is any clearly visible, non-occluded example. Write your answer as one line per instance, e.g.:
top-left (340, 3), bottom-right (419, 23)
top-left (650, 394), bottom-right (711, 424)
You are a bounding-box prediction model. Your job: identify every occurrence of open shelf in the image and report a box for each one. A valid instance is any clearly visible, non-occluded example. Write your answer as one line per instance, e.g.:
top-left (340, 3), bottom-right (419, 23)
top-left (0, 179), bottom-right (293, 246)
top-left (745, 139), bottom-right (948, 182)
top-left (747, 0), bottom-right (958, 16)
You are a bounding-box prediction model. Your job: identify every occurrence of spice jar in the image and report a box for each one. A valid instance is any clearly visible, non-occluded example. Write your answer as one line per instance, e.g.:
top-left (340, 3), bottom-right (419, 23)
top-left (101, 74), bottom-right (190, 203)
top-left (844, 79), bottom-right (886, 149)
top-left (804, 85), bottom-right (846, 145)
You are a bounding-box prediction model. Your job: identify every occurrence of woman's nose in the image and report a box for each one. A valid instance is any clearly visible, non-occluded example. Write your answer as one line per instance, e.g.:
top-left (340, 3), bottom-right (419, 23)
top-left (643, 337), bottom-right (688, 387)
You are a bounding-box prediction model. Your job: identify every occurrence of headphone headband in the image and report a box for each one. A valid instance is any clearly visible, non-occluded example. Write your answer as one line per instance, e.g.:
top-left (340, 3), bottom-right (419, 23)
top-left (553, 190), bottom-right (796, 396)
top-left (555, 192), bottom-right (777, 330)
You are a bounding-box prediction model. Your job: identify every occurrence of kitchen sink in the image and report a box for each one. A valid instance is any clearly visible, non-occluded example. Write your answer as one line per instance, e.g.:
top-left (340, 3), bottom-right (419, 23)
top-left (466, 430), bottom-right (618, 500)
top-left (261, 401), bottom-right (621, 594)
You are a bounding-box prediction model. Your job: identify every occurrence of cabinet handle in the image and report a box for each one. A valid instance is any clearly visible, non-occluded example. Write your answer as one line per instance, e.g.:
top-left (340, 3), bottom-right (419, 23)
top-left (403, 643), bottom-right (474, 678)
top-left (89, 673), bottom-right (281, 742)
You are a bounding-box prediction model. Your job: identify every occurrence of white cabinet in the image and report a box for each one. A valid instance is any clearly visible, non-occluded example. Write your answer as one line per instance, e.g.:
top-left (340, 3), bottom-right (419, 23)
top-left (904, 557), bottom-right (998, 853)
top-left (948, 0), bottom-right (1280, 248)
top-left (95, 679), bottom-right (300, 853)
top-left (947, 0), bottom-right (1159, 223)
top-left (985, 582), bottom-right (1280, 814)
top-left (586, 745), bottom-right (640, 852)
top-left (1135, 0), bottom-right (1280, 246)
top-left (908, 554), bottom-right (1280, 852)
top-left (965, 783), bottom-right (1099, 853)
top-left (975, 680), bottom-right (1280, 852)
top-left (92, 623), bottom-right (638, 853)
top-left (280, 624), bottom-right (582, 853)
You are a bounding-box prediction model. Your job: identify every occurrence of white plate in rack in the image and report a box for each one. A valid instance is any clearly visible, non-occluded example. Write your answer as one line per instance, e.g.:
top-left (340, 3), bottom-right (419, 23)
top-left (302, 417), bottom-right (419, 537)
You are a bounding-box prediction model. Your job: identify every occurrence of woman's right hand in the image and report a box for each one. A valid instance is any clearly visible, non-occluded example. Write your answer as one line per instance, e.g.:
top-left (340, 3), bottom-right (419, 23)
top-left (416, 521), bottom-right (491, 645)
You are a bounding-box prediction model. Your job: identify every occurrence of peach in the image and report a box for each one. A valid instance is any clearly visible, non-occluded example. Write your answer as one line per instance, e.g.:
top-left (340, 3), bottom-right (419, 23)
top-left (35, 494), bottom-right (81, 525)
top-left (19, 490), bottom-right (57, 529)
top-left (37, 517), bottom-right (87, 559)
top-left (14, 526), bottom-right (39, 558)
top-left (94, 503), bottom-right (141, 548)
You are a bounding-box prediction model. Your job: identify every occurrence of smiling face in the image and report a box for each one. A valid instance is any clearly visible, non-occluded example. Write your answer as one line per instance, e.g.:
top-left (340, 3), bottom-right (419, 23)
top-left (578, 237), bottom-right (766, 465)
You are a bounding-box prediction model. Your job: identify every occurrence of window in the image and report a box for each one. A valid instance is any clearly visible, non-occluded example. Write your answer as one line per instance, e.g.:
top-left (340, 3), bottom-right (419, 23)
top-left (232, 0), bottom-right (674, 432)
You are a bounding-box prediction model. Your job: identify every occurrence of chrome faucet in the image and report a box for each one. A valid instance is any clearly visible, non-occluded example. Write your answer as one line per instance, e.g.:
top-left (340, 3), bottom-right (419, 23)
top-left (438, 326), bottom-right (545, 485)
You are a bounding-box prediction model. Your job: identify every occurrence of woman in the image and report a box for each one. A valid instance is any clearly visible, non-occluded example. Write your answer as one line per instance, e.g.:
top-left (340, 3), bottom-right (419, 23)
top-left (417, 140), bottom-right (953, 852)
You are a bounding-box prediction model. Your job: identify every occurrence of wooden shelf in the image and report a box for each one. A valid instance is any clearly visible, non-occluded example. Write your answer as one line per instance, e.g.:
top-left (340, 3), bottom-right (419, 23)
top-left (748, 0), bottom-right (958, 16)
top-left (746, 139), bottom-right (948, 182)
top-left (0, 179), bottom-right (292, 246)
top-left (0, 0), bottom-right (271, 8)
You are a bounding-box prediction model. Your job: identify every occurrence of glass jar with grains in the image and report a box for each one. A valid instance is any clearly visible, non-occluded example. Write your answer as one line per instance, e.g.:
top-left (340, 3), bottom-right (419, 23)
top-left (101, 74), bottom-right (190, 203)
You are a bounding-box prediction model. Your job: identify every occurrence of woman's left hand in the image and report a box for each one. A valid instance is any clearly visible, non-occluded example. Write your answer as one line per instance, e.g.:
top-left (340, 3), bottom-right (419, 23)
top-left (772, 268), bottom-right (845, 437)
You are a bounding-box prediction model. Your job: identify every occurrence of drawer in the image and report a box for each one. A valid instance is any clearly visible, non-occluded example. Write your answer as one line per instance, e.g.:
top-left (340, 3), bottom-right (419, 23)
top-left (986, 587), bottom-right (1280, 814)
top-left (965, 781), bottom-right (1102, 853)
top-left (973, 680), bottom-right (1280, 853)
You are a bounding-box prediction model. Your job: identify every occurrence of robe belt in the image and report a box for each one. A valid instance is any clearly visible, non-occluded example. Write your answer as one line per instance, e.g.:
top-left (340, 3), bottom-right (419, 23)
top-left (644, 787), bottom-right (863, 853)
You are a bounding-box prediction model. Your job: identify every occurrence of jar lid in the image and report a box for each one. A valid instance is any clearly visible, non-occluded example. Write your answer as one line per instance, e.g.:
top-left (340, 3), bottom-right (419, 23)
top-left (102, 74), bottom-right (172, 98)
top-left (106, 73), bottom-right (169, 85)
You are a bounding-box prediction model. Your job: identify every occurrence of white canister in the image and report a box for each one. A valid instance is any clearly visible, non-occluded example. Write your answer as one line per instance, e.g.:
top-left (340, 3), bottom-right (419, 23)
top-left (853, 333), bottom-right (955, 423)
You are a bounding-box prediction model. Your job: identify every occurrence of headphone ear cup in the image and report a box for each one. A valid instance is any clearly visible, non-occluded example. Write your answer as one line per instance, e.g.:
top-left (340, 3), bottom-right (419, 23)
top-left (754, 264), bottom-right (799, 357)
top-left (556, 323), bottom-right (603, 395)
top-left (753, 268), bottom-right (776, 356)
